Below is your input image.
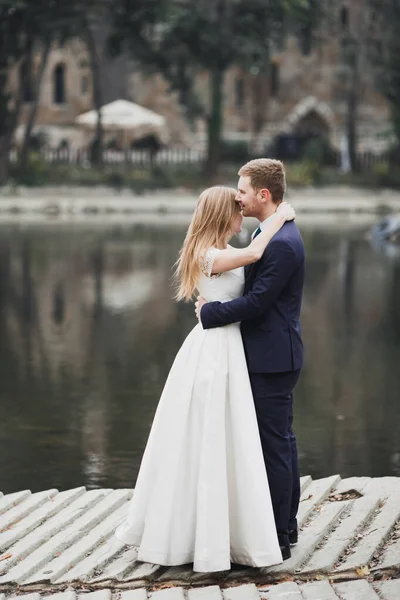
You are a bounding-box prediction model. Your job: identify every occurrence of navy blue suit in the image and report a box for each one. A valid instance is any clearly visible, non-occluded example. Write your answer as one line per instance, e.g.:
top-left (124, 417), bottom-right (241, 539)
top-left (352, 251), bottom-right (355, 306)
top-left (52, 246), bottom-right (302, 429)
top-left (201, 221), bottom-right (305, 544)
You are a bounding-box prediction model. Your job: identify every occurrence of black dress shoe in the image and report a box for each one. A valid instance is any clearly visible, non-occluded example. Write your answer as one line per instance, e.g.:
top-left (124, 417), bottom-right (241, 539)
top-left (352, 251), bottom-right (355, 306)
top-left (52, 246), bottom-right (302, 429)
top-left (289, 529), bottom-right (298, 545)
top-left (280, 544), bottom-right (291, 561)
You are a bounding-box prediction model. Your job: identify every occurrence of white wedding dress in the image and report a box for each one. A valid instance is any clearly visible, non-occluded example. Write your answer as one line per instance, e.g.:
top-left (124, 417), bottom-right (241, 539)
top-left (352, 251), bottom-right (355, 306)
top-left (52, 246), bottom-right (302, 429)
top-left (115, 248), bottom-right (282, 572)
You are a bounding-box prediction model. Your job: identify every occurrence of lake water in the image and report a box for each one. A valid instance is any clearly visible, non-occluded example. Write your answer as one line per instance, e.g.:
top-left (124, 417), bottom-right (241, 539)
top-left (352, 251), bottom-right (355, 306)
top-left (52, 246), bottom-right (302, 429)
top-left (0, 219), bottom-right (399, 494)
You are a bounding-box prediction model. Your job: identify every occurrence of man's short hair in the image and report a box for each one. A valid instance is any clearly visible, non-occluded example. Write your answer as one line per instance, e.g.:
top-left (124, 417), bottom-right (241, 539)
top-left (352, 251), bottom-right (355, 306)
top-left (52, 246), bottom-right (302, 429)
top-left (238, 158), bottom-right (286, 204)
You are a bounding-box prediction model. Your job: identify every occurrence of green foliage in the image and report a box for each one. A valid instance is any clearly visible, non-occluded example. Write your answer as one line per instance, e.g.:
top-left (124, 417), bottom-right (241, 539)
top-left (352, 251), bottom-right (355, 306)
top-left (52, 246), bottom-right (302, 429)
top-left (8, 158), bottom-right (400, 191)
top-left (11, 152), bottom-right (50, 185)
top-left (301, 136), bottom-right (337, 166)
top-left (371, 162), bottom-right (400, 188)
top-left (9, 162), bottom-right (206, 191)
top-left (368, 0), bottom-right (400, 149)
top-left (109, 0), bottom-right (320, 178)
top-left (0, 0), bottom-right (112, 183)
top-left (288, 0), bottom-right (322, 56)
top-left (286, 160), bottom-right (322, 186)
top-left (220, 140), bottom-right (250, 164)
top-left (110, 0), bottom-right (288, 75)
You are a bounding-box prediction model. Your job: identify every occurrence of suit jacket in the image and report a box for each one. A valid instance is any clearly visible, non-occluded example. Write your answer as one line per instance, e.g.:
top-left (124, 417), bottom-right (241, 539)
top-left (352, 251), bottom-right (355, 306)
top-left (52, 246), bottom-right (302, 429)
top-left (200, 221), bottom-right (305, 373)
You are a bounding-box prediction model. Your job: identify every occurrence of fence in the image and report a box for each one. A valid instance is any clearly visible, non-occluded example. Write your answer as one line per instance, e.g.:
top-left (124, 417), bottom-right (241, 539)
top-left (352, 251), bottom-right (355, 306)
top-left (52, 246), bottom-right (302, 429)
top-left (9, 147), bottom-right (206, 167)
top-left (9, 146), bottom-right (390, 170)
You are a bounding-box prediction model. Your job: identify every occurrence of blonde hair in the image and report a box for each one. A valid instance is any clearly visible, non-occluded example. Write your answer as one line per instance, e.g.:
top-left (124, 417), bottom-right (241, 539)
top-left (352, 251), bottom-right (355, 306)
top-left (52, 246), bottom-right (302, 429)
top-left (239, 158), bottom-right (286, 204)
top-left (174, 186), bottom-right (239, 302)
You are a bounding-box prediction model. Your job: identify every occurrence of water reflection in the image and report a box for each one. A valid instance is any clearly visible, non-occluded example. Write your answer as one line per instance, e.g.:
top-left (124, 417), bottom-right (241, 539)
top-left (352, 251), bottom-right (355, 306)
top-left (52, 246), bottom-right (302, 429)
top-left (0, 222), bottom-right (399, 493)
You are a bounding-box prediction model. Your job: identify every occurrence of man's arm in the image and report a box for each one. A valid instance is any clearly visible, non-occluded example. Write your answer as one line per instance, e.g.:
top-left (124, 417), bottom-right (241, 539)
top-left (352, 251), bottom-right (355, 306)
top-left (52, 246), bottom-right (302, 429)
top-left (201, 240), bottom-right (297, 329)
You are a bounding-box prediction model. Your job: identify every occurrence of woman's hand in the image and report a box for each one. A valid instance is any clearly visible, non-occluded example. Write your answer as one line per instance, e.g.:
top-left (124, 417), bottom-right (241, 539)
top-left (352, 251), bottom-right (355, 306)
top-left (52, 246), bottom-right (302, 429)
top-left (276, 201), bottom-right (296, 222)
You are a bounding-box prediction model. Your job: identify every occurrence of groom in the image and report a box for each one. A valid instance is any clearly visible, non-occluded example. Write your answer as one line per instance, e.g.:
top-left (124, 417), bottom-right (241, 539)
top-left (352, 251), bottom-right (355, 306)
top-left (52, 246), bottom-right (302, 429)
top-left (195, 158), bottom-right (304, 561)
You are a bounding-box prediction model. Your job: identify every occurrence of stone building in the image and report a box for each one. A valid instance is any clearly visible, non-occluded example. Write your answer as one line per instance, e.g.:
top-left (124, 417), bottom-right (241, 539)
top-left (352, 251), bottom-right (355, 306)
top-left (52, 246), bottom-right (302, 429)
top-left (11, 38), bottom-right (93, 148)
top-left (218, 1), bottom-right (390, 154)
top-left (11, 2), bottom-right (391, 153)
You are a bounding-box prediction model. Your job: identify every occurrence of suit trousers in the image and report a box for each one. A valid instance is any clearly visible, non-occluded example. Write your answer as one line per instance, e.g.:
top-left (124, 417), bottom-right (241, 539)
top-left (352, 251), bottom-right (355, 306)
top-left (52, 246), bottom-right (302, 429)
top-left (249, 369), bottom-right (301, 546)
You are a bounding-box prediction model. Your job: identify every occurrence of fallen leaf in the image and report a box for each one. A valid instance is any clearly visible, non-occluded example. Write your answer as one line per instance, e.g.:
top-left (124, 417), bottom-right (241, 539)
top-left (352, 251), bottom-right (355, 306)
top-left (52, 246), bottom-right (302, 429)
top-left (0, 553), bottom-right (12, 562)
top-left (356, 565), bottom-right (370, 577)
top-left (300, 494), bottom-right (313, 502)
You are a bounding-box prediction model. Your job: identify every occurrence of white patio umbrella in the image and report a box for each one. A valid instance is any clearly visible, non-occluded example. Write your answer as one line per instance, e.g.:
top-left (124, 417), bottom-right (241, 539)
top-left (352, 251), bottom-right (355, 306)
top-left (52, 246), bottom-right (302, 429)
top-left (76, 99), bottom-right (167, 146)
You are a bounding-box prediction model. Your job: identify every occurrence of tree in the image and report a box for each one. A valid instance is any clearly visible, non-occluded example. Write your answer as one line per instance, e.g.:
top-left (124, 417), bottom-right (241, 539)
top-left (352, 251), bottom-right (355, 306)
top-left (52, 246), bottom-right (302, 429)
top-left (82, 4), bottom-right (110, 168)
top-left (19, 37), bottom-right (52, 172)
top-left (0, 0), bottom-right (34, 184)
top-left (0, 1), bottom-right (80, 182)
top-left (336, 2), bottom-right (371, 173)
top-left (110, 0), bottom-right (314, 179)
top-left (368, 0), bottom-right (400, 157)
top-left (0, 0), bottom-right (110, 183)
top-left (21, 1), bottom-right (110, 171)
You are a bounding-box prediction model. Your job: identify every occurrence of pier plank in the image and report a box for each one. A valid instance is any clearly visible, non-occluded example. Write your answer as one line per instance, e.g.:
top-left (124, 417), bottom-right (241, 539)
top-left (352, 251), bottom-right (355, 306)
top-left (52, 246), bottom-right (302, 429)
top-left (303, 490), bottom-right (382, 573)
top-left (0, 491), bottom-right (31, 516)
top-left (297, 475), bottom-right (341, 527)
top-left (0, 488), bottom-right (86, 552)
top-left (334, 580), bottom-right (380, 599)
top-left (0, 476), bottom-right (397, 597)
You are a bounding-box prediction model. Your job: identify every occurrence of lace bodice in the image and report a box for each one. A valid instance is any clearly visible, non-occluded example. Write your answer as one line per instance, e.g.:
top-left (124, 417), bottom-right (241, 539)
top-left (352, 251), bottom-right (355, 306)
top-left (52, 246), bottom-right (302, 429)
top-left (198, 247), bottom-right (244, 302)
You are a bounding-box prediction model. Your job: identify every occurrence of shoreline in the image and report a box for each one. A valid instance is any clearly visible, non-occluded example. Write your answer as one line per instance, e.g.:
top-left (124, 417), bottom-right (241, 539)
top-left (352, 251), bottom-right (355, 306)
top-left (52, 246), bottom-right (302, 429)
top-left (0, 185), bottom-right (400, 219)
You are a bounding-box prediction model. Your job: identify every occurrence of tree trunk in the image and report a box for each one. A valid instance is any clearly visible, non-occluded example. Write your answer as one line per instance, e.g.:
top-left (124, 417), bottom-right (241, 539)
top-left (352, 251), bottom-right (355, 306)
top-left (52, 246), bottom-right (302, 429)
top-left (390, 102), bottom-right (400, 163)
top-left (205, 67), bottom-right (224, 181)
top-left (19, 39), bottom-right (51, 171)
top-left (0, 42), bottom-right (31, 185)
top-left (250, 72), bottom-right (269, 155)
top-left (347, 69), bottom-right (358, 173)
top-left (85, 21), bottom-right (104, 168)
top-left (0, 134), bottom-right (11, 185)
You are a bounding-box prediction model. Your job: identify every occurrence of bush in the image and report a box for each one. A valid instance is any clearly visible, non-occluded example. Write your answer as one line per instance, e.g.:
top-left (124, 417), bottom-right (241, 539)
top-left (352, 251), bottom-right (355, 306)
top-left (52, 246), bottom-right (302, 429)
top-left (105, 171), bottom-right (126, 190)
top-left (48, 165), bottom-right (105, 186)
top-left (301, 136), bottom-right (337, 166)
top-left (11, 152), bottom-right (50, 185)
top-left (220, 140), bottom-right (250, 163)
top-left (28, 130), bottom-right (49, 152)
top-left (372, 162), bottom-right (400, 188)
top-left (386, 144), bottom-right (400, 167)
top-left (286, 160), bottom-right (322, 187)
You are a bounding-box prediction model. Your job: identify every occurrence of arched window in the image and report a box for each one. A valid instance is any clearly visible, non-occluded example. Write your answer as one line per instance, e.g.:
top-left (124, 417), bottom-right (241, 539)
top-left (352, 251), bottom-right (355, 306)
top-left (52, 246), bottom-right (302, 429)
top-left (340, 5), bottom-right (349, 29)
top-left (53, 63), bottom-right (66, 104)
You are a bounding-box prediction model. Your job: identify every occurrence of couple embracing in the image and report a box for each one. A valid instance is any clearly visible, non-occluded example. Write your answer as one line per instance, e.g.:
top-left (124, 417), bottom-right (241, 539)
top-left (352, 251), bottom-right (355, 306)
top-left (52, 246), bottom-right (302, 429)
top-left (116, 158), bottom-right (305, 572)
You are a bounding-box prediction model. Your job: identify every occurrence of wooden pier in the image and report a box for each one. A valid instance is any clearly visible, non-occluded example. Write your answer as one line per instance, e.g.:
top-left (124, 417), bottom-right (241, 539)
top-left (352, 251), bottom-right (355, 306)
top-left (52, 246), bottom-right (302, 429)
top-left (0, 475), bottom-right (399, 599)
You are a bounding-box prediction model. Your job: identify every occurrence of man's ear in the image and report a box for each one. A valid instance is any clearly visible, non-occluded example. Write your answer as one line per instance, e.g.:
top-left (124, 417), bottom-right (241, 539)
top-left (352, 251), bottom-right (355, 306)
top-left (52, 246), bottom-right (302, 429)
top-left (260, 188), bottom-right (271, 203)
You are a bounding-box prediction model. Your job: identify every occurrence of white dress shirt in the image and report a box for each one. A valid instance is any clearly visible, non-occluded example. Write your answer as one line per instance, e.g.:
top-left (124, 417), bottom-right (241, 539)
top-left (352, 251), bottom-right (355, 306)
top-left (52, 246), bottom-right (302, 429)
top-left (252, 213), bottom-right (276, 238)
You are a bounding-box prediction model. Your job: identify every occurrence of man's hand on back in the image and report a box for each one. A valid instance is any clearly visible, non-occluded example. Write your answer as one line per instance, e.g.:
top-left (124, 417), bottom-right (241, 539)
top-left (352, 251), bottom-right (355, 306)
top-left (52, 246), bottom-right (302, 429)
top-left (195, 296), bottom-right (208, 321)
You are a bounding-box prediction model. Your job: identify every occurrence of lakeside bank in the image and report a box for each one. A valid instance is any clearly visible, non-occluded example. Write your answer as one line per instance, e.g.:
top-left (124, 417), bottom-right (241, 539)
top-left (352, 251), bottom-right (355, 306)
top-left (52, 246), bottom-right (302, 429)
top-left (1, 186), bottom-right (400, 220)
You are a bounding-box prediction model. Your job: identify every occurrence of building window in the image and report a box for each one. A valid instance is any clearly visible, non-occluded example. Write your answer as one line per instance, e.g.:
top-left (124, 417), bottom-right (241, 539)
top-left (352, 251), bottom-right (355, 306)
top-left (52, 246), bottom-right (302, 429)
top-left (20, 60), bottom-right (34, 102)
top-left (270, 64), bottom-right (280, 98)
top-left (340, 5), bottom-right (349, 28)
top-left (81, 75), bottom-right (89, 95)
top-left (235, 77), bottom-right (244, 109)
top-left (53, 63), bottom-right (66, 104)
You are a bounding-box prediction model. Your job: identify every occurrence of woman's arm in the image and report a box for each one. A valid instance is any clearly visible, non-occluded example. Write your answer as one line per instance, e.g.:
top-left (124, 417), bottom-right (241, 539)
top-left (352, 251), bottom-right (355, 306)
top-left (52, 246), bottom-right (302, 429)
top-left (201, 240), bottom-right (299, 328)
top-left (211, 202), bottom-right (295, 274)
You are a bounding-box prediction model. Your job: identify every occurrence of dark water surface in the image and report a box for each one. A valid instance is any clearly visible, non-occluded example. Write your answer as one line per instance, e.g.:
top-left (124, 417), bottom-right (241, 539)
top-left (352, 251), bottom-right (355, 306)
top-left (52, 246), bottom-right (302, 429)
top-left (0, 220), bottom-right (399, 494)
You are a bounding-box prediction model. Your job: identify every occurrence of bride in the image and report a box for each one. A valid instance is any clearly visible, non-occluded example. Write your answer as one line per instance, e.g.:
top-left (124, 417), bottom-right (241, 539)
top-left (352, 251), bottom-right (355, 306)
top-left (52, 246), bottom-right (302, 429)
top-left (115, 186), bottom-right (295, 572)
